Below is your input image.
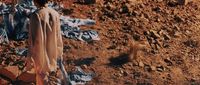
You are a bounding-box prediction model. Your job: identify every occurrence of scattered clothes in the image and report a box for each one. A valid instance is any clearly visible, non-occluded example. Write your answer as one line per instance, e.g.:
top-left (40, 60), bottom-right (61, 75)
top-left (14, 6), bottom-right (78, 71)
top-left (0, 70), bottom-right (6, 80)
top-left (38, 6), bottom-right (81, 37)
top-left (48, 1), bottom-right (64, 12)
top-left (57, 58), bottom-right (71, 85)
top-left (0, 1), bottom-right (100, 42)
top-left (61, 16), bottom-right (100, 42)
top-left (3, 14), bottom-right (15, 37)
top-left (17, 0), bottom-right (35, 6)
top-left (0, 28), bottom-right (9, 43)
top-left (0, 3), bottom-right (12, 15)
top-left (58, 59), bottom-right (95, 85)
top-left (15, 48), bottom-right (28, 56)
top-left (69, 66), bottom-right (95, 85)
top-left (0, 0), bottom-right (36, 40)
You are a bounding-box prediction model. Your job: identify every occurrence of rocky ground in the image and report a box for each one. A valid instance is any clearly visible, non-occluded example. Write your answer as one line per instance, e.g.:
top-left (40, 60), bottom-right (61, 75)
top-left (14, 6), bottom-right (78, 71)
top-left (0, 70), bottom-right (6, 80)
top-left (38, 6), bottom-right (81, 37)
top-left (1, 0), bottom-right (200, 85)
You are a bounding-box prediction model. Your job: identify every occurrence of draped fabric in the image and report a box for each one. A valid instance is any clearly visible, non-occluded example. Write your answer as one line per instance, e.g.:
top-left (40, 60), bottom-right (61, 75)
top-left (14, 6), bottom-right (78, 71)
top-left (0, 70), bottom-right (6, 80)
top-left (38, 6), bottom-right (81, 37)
top-left (28, 6), bottom-right (63, 76)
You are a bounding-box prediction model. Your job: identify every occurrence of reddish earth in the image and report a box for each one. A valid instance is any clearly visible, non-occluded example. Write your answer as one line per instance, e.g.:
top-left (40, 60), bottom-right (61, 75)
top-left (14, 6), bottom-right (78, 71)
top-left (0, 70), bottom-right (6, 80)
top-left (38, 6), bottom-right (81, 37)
top-left (1, 0), bottom-right (200, 85)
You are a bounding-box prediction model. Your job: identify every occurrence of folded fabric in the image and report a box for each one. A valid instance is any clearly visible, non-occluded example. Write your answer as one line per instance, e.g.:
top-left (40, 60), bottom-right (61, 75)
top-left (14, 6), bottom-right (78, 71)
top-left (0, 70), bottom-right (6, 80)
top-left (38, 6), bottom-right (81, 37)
top-left (69, 66), bottom-right (95, 85)
top-left (0, 28), bottom-right (9, 43)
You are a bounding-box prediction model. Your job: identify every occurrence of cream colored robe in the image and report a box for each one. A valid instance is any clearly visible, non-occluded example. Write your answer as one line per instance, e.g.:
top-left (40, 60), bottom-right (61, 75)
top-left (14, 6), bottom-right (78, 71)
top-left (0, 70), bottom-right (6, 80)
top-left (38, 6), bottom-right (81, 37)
top-left (28, 7), bottom-right (63, 74)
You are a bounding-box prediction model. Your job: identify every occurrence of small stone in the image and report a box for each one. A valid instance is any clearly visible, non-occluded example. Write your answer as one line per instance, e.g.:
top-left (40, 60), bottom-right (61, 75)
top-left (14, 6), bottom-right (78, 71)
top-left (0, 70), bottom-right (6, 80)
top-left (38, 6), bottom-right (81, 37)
top-left (144, 65), bottom-right (152, 72)
top-left (0, 78), bottom-right (9, 85)
top-left (164, 58), bottom-right (173, 66)
top-left (132, 60), bottom-right (139, 66)
top-left (118, 73), bottom-right (123, 77)
top-left (168, 1), bottom-right (178, 7)
top-left (151, 66), bottom-right (156, 71)
top-left (174, 32), bottom-right (181, 38)
top-left (163, 34), bottom-right (171, 40)
top-left (123, 71), bottom-right (129, 76)
top-left (127, 62), bottom-right (133, 67)
top-left (174, 15), bottom-right (184, 22)
top-left (150, 30), bottom-right (160, 39)
top-left (174, 25), bottom-right (181, 31)
top-left (185, 30), bottom-right (191, 34)
top-left (94, 8), bottom-right (99, 12)
top-left (81, 64), bottom-right (88, 69)
top-left (178, 0), bottom-right (189, 5)
top-left (133, 72), bottom-right (141, 79)
top-left (120, 68), bottom-right (124, 74)
top-left (139, 61), bottom-right (144, 67)
top-left (157, 0), bottom-right (163, 2)
top-left (157, 18), bottom-right (161, 22)
top-left (156, 66), bottom-right (165, 72)
top-left (0, 66), bottom-right (21, 81)
top-left (18, 68), bottom-right (36, 83)
top-left (195, 15), bottom-right (200, 19)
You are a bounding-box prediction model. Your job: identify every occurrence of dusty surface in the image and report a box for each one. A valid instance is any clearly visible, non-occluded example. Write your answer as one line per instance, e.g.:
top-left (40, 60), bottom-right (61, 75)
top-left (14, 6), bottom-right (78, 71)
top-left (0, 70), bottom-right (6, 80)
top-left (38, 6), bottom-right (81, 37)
top-left (1, 0), bottom-right (200, 85)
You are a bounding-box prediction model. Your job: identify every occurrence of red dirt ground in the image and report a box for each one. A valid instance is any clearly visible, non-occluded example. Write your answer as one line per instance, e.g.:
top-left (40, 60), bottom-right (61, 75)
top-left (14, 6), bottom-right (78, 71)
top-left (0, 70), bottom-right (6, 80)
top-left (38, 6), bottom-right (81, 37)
top-left (1, 0), bottom-right (200, 85)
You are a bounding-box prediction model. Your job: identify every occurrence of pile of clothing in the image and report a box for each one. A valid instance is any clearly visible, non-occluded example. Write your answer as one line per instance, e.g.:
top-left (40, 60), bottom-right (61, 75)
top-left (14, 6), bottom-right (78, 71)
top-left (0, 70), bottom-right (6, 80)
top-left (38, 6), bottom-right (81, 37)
top-left (0, 0), bottom-right (100, 42)
top-left (61, 16), bottom-right (100, 42)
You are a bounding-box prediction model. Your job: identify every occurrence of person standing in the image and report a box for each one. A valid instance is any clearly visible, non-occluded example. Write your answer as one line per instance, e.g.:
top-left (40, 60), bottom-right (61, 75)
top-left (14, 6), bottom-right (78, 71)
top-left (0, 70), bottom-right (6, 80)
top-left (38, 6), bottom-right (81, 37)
top-left (28, 0), bottom-right (63, 84)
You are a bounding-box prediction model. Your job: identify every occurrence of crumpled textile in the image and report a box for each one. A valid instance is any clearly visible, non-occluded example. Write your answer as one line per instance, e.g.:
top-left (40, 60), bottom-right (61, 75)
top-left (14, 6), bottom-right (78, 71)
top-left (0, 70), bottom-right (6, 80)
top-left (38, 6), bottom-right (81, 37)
top-left (0, 0), bottom-right (36, 40)
top-left (0, 28), bottom-right (9, 43)
top-left (15, 48), bottom-right (28, 56)
top-left (69, 66), bottom-right (95, 85)
top-left (0, 3), bottom-right (12, 15)
top-left (0, 1), bottom-right (62, 41)
top-left (0, 0), bottom-right (100, 42)
top-left (60, 16), bottom-right (100, 42)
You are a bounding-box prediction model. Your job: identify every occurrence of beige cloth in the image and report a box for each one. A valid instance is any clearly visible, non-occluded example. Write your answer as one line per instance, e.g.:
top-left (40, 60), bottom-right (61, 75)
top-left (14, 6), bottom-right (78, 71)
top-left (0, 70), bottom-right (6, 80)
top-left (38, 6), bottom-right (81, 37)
top-left (28, 7), bottom-right (63, 74)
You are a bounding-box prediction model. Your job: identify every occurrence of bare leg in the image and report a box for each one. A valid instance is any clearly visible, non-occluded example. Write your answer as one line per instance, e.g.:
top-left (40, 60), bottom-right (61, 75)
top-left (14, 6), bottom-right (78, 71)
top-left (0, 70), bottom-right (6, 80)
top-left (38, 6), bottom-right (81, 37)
top-left (36, 73), bottom-right (44, 85)
top-left (57, 58), bottom-right (70, 85)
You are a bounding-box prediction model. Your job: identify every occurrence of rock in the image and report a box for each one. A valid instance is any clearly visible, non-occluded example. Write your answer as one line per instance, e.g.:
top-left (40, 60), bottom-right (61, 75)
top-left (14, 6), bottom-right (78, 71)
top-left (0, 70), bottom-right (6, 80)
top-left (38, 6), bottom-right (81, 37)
top-left (155, 44), bottom-right (161, 50)
top-left (167, 1), bottom-right (178, 7)
top-left (178, 0), bottom-right (189, 5)
top-left (163, 34), bottom-right (171, 40)
top-left (120, 4), bottom-right (131, 14)
top-left (174, 32), bottom-right (181, 38)
top-left (139, 61), bottom-right (144, 67)
top-left (114, 73), bottom-right (122, 77)
top-left (156, 66), bottom-right (165, 72)
top-left (174, 15), bottom-right (184, 22)
top-left (0, 66), bottom-right (21, 81)
top-left (133, 72), bottom-right (141, 79)
top-left (174, 25), bottom-right (181, 31)
top-left (151, 66), bottom-right (156, 71)
top-left (0, 78), bottom-right (9, 85)
top-left (183, 40), bottom-right (199, 48)
top-left (195, 14), bottom-right (200, 19)
top-left (123, 71), bottom-right (129, 76)
top-left (56, 69), bottom-right (64, 79)
top-left (120, 68), bottom-right (124, 74)
top-left (164, 58), bottom-right (173, 66)
top-left (131, 60), bottom-right (139, 66)
top-left (17, 68), bottom-right (36, 83)
top-left (152, 7), bottom-right (162, 13)
top-left (156, 0), bottom-right (163, 2)
top-left (144, 65), bottom-right (152, 72)
top-left (81, 64), bottom-right (88, 69)
top-left (150, 30), bottom-right (160, 39)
